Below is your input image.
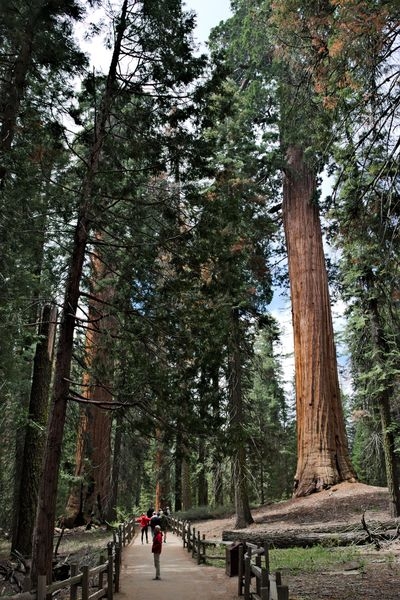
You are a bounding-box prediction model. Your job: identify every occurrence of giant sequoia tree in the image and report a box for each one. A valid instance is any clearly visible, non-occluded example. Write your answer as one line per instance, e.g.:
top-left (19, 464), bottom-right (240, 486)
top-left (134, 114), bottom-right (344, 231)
top-left (211, 0), bottom-right (356, 496)
top-left (272, 0), bottom-right (400, 512)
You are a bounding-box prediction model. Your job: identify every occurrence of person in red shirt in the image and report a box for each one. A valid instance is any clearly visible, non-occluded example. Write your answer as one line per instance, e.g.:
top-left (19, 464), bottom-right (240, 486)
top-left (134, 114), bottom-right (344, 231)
top-left (136, 513), bottom-right (150, 544)
top-left (151, 524), bottom-right (163, 580)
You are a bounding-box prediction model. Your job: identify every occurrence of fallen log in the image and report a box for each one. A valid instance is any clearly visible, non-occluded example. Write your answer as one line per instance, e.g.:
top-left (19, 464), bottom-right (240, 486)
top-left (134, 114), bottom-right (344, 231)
top-left (222, 524), bottom-right (400, 549)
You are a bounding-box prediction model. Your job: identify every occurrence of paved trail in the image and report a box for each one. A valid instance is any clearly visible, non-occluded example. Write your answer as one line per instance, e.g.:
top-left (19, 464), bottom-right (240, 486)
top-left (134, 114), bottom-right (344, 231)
top-left (115, 531), bottom-right (237, 600)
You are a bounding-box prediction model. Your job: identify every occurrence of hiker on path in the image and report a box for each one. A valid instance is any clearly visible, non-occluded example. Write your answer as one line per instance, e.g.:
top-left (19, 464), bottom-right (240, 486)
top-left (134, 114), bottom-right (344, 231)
top-left (159, 509), bottom-right (169, 542)
top-left (136, 513), bottom-right (150, 544)
top-left (150, 511), bottom-right (161, 538)
top-left (151, 524), bottom-right (163, 580)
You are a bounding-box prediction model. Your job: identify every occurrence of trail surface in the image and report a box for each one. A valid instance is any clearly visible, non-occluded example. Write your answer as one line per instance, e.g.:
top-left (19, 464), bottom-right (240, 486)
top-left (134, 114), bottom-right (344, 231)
top-left (116, 531), bottom-right (237, 600)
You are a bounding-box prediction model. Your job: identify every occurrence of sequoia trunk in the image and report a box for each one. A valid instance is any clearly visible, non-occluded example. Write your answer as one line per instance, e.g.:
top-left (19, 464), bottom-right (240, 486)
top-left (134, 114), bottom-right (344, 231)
top-left (282, 145), bottom-right (356, 496)
top-left (65, 237), bottom-right (115, 524)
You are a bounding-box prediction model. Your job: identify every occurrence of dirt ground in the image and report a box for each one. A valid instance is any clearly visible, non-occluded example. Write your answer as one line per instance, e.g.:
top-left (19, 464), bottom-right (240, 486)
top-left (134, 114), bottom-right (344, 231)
top-left (192, 482), bottom-right (400, 600)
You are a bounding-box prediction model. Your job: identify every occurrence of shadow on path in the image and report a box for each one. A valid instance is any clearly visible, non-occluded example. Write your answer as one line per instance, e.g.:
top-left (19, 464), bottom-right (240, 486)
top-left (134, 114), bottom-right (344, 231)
top-left (115, 531), bottom-right (237, 600)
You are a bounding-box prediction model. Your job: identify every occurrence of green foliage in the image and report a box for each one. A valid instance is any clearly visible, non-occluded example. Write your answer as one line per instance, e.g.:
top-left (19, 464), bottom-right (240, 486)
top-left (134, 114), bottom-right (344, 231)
top-left (247, 329), bottom-right (296, 502)
top-left (351, 415), bottom-right (386, 486)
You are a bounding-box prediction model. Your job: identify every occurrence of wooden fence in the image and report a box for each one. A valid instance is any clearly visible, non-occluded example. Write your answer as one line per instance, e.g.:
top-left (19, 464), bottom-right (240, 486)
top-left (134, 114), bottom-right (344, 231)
top-left (169, 517), bottom-right (289, 600)
top-left (8, 518), bottom-right (136, 600)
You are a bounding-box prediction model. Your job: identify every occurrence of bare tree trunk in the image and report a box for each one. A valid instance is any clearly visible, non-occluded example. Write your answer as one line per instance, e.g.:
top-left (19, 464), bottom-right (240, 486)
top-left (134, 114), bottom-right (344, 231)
top-left (30, 2), bottom-right (128, 584)
top-left (212, 456), bottom-right (224, 507)
top-left (230, 308), bottom-right (253, 528)
top-left (197, 386), bottom-right (208, 506)
top-left (174, 430), bottom-right (183, 512)
top-left (155, 428), bottom-right (170, 510)
top-left (106, 411), bottom-right (123, 522)
top-left (197, 437), bottom-right (208, 506)
top-left (282, 145), bottom-right (356, 497)
top-left (65, 237), bottom-right (115, 524)
top-left (12, 304), bottom-right (57, 555)
top-left (181, 452), bottom-right (192, 511)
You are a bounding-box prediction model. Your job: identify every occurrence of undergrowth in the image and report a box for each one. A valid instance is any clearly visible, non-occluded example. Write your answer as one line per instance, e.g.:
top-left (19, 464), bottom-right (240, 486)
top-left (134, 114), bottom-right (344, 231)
top-left (205, 542), bottom-right (396, 574)
top-left (269, 545), bottom-right (362, 573)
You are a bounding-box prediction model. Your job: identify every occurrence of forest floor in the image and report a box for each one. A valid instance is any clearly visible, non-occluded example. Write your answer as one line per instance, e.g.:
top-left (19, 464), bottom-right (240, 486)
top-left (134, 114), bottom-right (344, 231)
top-left (191, 481), bottom-right (400, 599)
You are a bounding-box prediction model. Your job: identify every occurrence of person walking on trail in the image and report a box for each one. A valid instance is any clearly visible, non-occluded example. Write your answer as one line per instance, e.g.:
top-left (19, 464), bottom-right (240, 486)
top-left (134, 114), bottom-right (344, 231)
top-left (150, 511), bottom-right (161, 538)
top-left (151, 524), bottom-right (163, 580)
top-left (136, 513), bottom-right (150, 544)
top-left (159, 510), bottom-right (168, 543)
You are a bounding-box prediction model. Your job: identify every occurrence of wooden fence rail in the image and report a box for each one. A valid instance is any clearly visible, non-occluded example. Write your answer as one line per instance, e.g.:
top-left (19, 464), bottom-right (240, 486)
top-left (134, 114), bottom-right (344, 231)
top-left (169, 517), bottom-right (289, 600)
top-left (7, 518), bottom-right (136, 600)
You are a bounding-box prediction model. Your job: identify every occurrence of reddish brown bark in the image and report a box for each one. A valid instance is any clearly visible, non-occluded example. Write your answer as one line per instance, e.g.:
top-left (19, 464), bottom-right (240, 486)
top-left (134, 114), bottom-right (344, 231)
top-left (66, 236), bottom-right (115, 523)
top-left (282, 145), bottom-right (356, 497)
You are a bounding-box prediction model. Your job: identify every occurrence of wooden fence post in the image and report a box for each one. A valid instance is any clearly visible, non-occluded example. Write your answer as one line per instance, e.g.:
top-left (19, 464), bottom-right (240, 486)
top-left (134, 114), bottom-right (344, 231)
top-left (115, 544), bottom-right (121, 592)
top-left (182, 521), bottom-right (187, 548)
top-left (238, 544), bottom-right (244, 597)
top-left (260, 567), bottom-right (269, 600)
top-left (263, 544), bottom-right (270, 598)
top-left (98, 555), bottom-right (105, 592)
top-left (191, 527), bottom-right (196, 558)
top-left (69, 564), bottom-right (79, 600)
top-left (244, 549), bottom-right (251, 600)
top-left (107, 543), bottom-right (114, 600)
top-left (275, 571), bottom-right (289, 600)
top-left (81, 566), bottom-right (89, 600)
top-left (255, 552), bottom-right (261, 596)
top-left (197, 531), bottom-right (201, 564)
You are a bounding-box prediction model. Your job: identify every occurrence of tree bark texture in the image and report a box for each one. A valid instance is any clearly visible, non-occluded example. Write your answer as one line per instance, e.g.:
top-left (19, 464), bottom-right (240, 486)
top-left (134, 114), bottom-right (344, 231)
top-left (222, 524), bottom-right (399, 548)
top-left (65, 238), bottom-right (115, 524)
top-left (155, 428), bottom-right (170, 510)
top-left (230, 308), bottom-right (254, 528)
top-left (282, 145), bottom-right (356, 497)
top-left (30, 1), bottom-right (128, 584)
top-left (197, 437), bottom-right (208, 506)
top-left (12, 304), bottom-right (57, 555)
top-left (106, 410), bottom-right (123, 522)
top-left (181, 454), bottom-right (192, 511)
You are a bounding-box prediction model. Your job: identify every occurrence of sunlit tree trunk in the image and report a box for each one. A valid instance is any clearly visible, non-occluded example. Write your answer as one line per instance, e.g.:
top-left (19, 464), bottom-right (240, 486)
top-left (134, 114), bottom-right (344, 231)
top-left (282, 145), bottom-right (356, 497)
